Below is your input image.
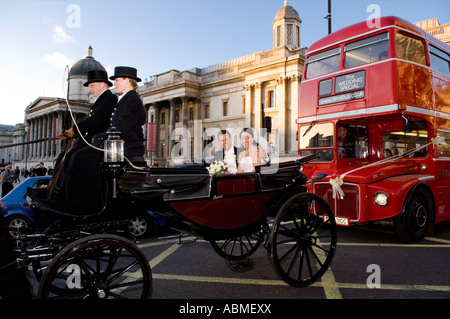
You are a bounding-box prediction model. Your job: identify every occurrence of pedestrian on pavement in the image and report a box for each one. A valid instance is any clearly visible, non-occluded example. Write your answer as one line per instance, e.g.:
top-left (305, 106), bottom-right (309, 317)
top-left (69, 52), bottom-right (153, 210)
top-left (1, 165), bottom-right (15, 197)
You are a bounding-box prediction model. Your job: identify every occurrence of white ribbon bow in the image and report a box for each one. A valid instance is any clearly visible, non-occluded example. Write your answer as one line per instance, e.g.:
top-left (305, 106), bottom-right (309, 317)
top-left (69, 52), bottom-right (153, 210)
top-left (330, 177), bottom-right (344, 200)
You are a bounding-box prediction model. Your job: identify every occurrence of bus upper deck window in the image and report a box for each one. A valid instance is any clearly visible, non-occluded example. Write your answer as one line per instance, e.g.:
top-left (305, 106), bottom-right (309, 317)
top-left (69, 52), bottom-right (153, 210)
top-left (306, 47), bottom-right (340, 79)
top-left (430, 45), bottom-right (450, 77)
top-left (395, 33), bottom-right (427, 65)
top-left (344, 32), bottom-right (389, 68)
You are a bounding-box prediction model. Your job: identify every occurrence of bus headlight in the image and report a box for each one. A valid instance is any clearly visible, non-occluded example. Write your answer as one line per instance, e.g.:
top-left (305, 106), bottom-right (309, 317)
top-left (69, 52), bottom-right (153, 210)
top-left (374, 191), bottom-right (389, 206)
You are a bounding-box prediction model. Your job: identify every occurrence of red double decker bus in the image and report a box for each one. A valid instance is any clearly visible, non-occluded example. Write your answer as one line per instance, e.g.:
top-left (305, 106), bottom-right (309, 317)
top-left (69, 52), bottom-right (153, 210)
top-left (297, 16), bottom-right (450, 242)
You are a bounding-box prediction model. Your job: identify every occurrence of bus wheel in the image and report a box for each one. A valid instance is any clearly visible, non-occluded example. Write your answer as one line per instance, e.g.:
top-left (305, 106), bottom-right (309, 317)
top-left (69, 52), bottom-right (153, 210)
top-left (394, 188), bottom-right (432, 242)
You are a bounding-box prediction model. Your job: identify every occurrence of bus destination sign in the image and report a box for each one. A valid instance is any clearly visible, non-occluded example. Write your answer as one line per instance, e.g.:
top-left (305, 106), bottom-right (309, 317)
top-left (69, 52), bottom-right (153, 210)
top-left (335, 71), bottom-right (366, 93)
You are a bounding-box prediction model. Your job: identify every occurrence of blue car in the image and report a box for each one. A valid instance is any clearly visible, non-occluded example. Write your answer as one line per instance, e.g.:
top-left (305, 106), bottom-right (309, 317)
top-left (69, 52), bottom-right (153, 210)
top-left (0, 176), bottom-right (53, 237)
top-left (1, 176), bottom-right (165, 238)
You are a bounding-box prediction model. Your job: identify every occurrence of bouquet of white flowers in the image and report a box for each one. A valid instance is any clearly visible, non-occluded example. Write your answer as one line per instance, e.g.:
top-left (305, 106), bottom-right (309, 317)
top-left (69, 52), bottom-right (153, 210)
top-left (207, 160), bottom-right (236, 175)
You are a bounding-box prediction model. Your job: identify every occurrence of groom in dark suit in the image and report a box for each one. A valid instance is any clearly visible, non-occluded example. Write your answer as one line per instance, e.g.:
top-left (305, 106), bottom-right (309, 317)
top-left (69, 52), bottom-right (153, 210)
top-left (214, 130), bottom-right (242, 170)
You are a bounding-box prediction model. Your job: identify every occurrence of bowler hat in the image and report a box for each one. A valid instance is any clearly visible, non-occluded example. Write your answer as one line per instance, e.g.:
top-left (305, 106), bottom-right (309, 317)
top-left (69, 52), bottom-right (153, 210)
top-left (83, 70), bottom-right (113, 87)
top-left (109, 66), bottom-right (142, 82)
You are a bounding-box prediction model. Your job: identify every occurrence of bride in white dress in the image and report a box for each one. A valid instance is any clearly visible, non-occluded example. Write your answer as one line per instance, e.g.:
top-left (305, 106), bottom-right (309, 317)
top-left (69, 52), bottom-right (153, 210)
top-left (237, 128), bottom-right (267, 173)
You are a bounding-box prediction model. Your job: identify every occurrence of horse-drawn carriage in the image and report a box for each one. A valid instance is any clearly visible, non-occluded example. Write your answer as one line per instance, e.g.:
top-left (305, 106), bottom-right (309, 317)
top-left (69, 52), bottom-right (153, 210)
top-left (1, 155), bottom-right (336, 299)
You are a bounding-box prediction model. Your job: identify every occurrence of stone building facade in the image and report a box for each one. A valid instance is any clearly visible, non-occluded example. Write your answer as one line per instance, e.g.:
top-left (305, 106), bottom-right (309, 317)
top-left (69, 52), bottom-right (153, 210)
top-left (141, 0), bottom-right (306, 164)
top-left (415, 18), bottom-right (450, 45)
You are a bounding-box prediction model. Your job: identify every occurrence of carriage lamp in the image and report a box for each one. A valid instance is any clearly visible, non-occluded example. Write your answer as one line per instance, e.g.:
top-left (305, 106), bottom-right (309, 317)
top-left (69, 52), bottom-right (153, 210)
top-left (374, 191), bottom-right (389, 206)
top-left (104, 127), bottom-right (124, 163)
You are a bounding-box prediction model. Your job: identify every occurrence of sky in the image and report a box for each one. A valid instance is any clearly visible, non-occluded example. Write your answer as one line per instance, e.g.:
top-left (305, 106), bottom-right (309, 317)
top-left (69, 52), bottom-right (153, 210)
top-left (0, 0), bottom-right (449, 125)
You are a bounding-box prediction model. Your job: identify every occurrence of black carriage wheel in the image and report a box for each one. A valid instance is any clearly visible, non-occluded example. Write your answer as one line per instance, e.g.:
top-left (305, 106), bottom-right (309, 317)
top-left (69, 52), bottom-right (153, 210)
top-left (270, 193), bottom-right (337, 287)
top-left (31, 223), bottom-right (79, 281)
top-left (38, 234), bottom-right (152, 299)
top-left (210, 224), bottom-right (266, 261)
top-left (394, 188), bottom-right (432, 242)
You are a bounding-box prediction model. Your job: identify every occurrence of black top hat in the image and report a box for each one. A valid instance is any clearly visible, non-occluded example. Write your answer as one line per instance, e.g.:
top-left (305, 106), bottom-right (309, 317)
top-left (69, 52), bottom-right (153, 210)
top-left (83, 70), bottom-right (113, 87)
top-left (109, 66), bottom-right (142, 82)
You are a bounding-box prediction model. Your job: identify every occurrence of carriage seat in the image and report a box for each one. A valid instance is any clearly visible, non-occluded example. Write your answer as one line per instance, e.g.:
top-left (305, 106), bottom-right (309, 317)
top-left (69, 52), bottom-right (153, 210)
top-left (257, 161), bottom-right (307, 191)
top-left (29, 200), bottom-right (105, 221)
top-left (128, 167), bottom-right (211, 201)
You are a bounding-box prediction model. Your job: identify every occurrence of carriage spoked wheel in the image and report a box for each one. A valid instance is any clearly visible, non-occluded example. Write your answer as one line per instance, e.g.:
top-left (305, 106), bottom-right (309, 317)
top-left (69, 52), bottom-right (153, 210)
top-left (38, 234), bottom-right (152, 299)
top-left (270, 193), bottom-right (337, 287)
top-left (210, 223), bottom-right (267, 262)
top-left (31, 223), bottom-right (78, 282)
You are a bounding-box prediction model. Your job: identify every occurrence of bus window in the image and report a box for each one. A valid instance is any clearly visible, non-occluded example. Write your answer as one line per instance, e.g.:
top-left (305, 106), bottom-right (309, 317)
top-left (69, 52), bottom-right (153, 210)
top-left (337, 123), bottom-right (368, 158)
top-left (383, 130), bottom-right (428, 158)
top-left (430, 46), bottom-right (450, 77)
top-left (395, 33), bottom-right (427, 65)
top-left (299, 122), bottom-right (334, 161)
top-left (437, 131), bottom-right (450, 158)
top-left (344, 32), bottom-right (389, 68)
top-left (306, 47), bottom-right (340, 79)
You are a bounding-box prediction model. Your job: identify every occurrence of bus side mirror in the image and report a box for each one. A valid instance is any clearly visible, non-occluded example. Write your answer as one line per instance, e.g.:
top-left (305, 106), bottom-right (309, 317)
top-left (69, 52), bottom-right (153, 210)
top-left (403, 116), bottom-right (412, 133)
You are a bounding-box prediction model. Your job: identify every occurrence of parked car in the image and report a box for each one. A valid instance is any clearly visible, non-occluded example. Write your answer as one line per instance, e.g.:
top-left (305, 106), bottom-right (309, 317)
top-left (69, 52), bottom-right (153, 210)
top-left (127, 211), bottom-right (166, 238)
top-left (0, 176), bottom-right (53, 237)
top-left (1, 176), bottom-right (165, 238)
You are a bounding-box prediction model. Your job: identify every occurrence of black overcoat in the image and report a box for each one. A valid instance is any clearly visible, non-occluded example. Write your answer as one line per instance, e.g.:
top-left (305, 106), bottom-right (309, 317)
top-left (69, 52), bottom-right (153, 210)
top-left (75, 89), bottom-right (118, 143)
top-left (93, 90), bottom-right (146, 158)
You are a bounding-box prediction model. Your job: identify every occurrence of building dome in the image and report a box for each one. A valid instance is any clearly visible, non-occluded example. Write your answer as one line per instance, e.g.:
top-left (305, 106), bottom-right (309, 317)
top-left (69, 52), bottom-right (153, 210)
top-left (69, 46), bottom-right (106, 78)
top-left (273, 0), bottom-right (301, 23)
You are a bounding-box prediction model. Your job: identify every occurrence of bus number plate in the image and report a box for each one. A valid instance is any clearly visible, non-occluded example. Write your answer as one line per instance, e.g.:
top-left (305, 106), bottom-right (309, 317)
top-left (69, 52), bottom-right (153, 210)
top-left (335, 217), bottom-right (350, 226)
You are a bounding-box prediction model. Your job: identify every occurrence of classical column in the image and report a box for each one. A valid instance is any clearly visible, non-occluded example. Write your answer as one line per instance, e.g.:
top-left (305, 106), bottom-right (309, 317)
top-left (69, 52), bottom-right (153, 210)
top-left (34, 117), bottom-right (42, 159)
top-left (152, 103), bottom-right (160, 158)
top-left (289, 75), bottom-right (300, 155)
top-left (28, 120), bottom-right (34, 159)
top-left (168, 98), bottom-right (176, 153)
top-left (254, 82), bottom-right (262, 133)
top-left (49, 113), bottom-right (55, 159)
top-left (25, 122), bottom-right (31, 164)
top-left (193, 99), bottom-right (200, 121)
top-left (244, 85), bottom-right (252, 127)
top-left (44, 115), bottom-right (49, 158)
top-left (31, 118), bottom-right (37, 158)
top-left (277, 76), bottom-right (286, 154)
top-left (56, 111), bottom-right (64, 155)
top-left (181, 96), bottom-right (188, 128)
top-left (38, 116), bottom-right (44, 159)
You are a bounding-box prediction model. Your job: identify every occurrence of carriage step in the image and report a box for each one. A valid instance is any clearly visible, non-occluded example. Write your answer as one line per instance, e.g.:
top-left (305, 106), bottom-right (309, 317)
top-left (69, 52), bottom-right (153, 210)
top-left (177, 233), bottom-right (198, 244)
top-left (226, 258), bottom-right (255, 272)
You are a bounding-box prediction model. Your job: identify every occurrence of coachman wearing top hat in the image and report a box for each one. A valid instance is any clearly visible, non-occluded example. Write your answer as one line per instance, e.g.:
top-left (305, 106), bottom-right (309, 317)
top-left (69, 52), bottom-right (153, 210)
top-left (48, 70), bottom-right (118, 210)
top-left (64, 69), bottom-right (118, 144)
top-left (102, 66), bottom-right (146, 161)
top-left (49, 69), bottom-right (118, 200)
